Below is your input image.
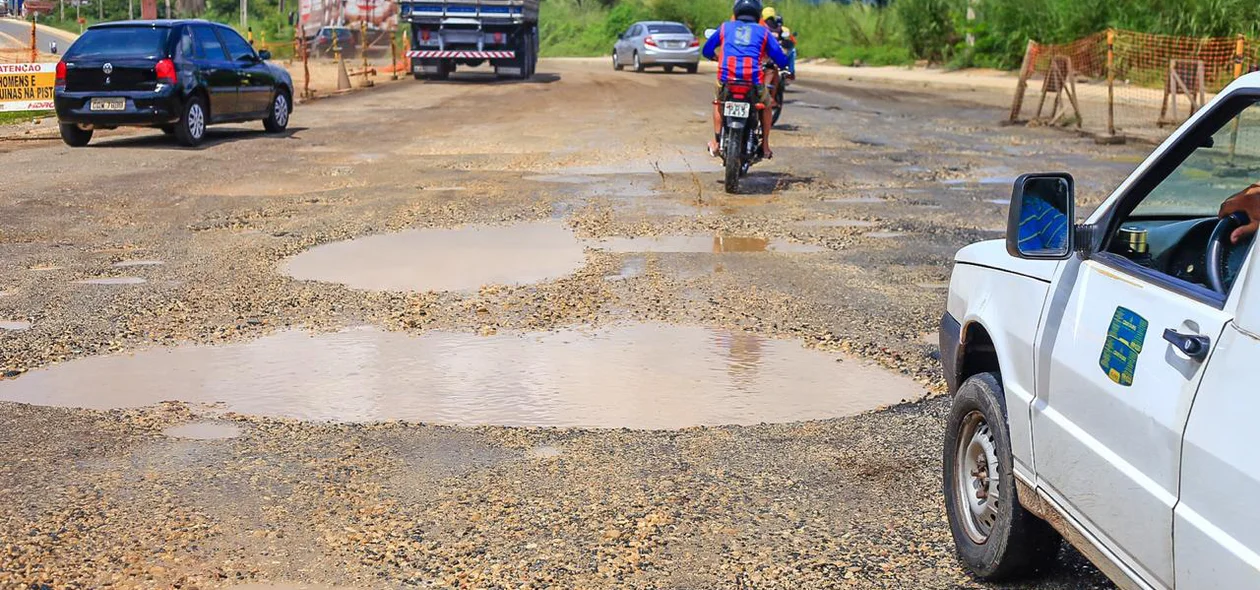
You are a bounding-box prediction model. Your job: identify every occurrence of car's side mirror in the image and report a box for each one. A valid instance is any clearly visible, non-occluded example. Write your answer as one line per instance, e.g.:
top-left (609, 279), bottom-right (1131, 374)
top-left (1006, 173), bottom-right (1076, 260)
top-left (258, 49), bottom-right (271, 60)
top-left (704, 28), bottom-right (717, 40)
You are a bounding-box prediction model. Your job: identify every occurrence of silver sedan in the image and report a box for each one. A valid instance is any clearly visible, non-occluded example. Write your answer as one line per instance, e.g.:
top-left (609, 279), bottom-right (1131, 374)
top-left (612, 21), bottom-right (700, 74)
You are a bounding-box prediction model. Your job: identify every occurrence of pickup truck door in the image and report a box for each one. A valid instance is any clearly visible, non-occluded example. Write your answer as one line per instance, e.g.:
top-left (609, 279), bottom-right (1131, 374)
top-left (1176, 240), bottom-right (1260, 588)
top-left (1036, 255), bottom-right (1229, 588)
top-left (1032, 109), bottom-right (1256, 587)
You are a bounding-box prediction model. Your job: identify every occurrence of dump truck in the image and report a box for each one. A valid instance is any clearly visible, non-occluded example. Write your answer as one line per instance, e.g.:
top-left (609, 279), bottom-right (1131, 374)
top-left (399, 0), bottom-right (540, 80)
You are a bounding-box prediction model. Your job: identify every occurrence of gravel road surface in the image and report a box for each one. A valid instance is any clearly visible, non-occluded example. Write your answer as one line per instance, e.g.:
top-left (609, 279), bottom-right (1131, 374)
top-left (0, 59), bottom-right (1143, 588)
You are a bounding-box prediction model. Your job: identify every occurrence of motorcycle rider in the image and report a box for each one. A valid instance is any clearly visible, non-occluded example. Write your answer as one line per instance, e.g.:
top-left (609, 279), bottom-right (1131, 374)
top-left (702, 0), bottom-right (790, 159)
top-left (762, 7), bottom-right (796, 78)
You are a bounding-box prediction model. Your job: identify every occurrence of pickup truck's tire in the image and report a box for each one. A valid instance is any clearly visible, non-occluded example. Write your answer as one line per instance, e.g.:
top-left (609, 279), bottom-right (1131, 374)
top-left (944, 372), bottom-right (1061, 581)
top-left (59, 123), bottom-right (92, 147)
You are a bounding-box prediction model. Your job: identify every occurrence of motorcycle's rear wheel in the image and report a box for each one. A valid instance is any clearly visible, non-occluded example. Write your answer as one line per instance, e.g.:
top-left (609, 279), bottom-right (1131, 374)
top-left (723, 129), bottom-right (742, 193)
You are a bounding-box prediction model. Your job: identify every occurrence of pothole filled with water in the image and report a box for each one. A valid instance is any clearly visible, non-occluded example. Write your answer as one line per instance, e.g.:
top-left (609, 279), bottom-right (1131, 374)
top-left (113, 260), bottom-right (165, 268)
top-left (590, 235), bottom-right (827, 254)
top-left (282, 221), bottom-right (588, 293)
top-left (76, 277), bottom-right (146, 285)
top-left (0, 320), bottom-right (31, 331)
top-left (163, 421), bottom-right (243, 440)
top-left (793, 219), bottom-right (877, 228)
top-left (283, 223), bottom-right (827, 292)
top-left (0, 324), bottom-right (923, 429)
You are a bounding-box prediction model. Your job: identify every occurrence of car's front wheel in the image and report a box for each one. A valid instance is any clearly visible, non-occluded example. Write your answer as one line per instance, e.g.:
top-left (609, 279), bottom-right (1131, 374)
top-left (59, 123), bottom-right (92, 147)
top-left (943, 372), bottom-right (1061, 581)
top-left (263, 91), bottom-right (290, 133)
top-left (175, 95), bottom-right (207, 147)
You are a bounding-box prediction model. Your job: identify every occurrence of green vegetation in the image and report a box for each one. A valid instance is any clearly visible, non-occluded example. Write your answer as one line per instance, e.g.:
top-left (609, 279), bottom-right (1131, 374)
top-left (0, 110), bottom-right (51, 125)
top-left (27, 0), bottom-right (1260, 70)
top-left (540, 0), bottom-right (1260, 69)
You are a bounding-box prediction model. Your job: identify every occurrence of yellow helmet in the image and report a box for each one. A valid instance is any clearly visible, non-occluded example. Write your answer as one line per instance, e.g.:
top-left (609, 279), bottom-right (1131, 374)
top-left (761, 6), bottom-right (777, 21)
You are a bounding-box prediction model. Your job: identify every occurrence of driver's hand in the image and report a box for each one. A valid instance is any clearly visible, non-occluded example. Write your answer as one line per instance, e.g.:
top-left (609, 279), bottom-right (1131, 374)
top-left (1219, 182), bottom-right (1260, 243)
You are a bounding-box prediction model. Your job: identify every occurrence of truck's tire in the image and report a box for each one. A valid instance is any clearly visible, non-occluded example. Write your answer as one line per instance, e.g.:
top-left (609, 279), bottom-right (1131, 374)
top-left (943, 372), bottom-right (1061, 581)
top-left (59, 123), bottom-right (92, 147)
top-left (723, 130), bottom-right (741, 194)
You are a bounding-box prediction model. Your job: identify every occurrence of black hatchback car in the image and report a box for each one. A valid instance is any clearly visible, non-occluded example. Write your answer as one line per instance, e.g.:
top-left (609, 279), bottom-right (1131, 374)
top-left (55, 19), bottom-right (294, 147)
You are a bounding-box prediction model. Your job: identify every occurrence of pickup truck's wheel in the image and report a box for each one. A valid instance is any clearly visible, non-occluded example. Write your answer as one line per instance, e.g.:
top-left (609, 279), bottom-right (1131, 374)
top-left (263, 91), bottom-right (290, 133)
top-left (943, 372), bottom-right (1061, 580)
top-left (174, 95), bottom-right (207, 147)
top-left (59, 123), bottom-right (92, 147)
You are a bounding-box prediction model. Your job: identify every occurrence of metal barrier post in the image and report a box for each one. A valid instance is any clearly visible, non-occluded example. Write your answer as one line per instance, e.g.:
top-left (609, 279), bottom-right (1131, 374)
top-left (30, 17), bottom-right (37, 63)
top-left (1106, 29), bottom-right (1116, 137)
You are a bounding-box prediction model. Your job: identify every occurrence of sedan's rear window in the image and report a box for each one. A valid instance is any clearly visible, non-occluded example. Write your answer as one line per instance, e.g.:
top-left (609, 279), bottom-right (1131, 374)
top-left (66, 27), bottom-right (171, 58)
top-left (646, 24), bottom-right (690, 35)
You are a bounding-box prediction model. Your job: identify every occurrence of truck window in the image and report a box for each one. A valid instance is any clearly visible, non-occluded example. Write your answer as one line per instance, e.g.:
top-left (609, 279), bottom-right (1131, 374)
top-left (1134, 103), bottom-right (1260, 217)
top-left (1107, 98), bottom-right (1260, 294)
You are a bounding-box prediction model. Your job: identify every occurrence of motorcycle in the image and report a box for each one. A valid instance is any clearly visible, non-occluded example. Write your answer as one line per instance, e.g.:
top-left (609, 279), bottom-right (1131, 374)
top-left (764, 62), bottom-right (791, 126)
top-left (717, 80), bottom-right (766, 194)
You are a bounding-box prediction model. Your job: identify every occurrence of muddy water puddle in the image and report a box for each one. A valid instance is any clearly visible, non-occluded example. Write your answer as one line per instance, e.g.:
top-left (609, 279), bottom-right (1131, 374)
top-left (163, 421), bottom-right (243, 440)
top-left (282, 221), bottom-right (587, 292)
top-left (284, 223), bottom-right (827, 292)
top-left (0, 320), bottom-right (31, 331)
top-left (76, 277), bottom-right (146, 285)
top-left (0, 325), bottom-right (923, 429)
top-left (592, 235), bottom-right (827, 254)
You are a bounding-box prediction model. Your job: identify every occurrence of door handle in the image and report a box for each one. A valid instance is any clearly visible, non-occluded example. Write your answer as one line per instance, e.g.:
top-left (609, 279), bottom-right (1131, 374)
top-left (1162, 329), bottom-right (1211, 361)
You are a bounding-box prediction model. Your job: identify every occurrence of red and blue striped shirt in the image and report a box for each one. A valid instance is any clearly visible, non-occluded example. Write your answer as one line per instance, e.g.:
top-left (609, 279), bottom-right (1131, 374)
top-left (701, 20), bottom-right (790, 85)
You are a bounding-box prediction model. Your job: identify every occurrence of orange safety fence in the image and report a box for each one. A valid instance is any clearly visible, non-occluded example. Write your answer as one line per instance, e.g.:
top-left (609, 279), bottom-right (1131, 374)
top-left (1010, 29), bottom-right (1260, 144)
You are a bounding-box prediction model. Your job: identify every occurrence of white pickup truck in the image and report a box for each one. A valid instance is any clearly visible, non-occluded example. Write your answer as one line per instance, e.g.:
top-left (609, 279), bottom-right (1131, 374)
top-left (939, 73), bottom-right (1260, 589)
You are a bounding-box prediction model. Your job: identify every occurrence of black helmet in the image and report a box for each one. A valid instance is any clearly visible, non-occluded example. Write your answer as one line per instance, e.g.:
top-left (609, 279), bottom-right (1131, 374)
top-left (733, 0), bottom-right (762, 22)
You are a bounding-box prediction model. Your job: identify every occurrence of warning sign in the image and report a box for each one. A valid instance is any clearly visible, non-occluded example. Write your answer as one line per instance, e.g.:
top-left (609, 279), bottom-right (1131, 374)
top-left (0, 63), bottom-right (56, 112)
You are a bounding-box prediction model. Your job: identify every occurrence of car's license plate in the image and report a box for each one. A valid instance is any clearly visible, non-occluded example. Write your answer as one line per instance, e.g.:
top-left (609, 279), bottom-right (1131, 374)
top-left (89, 97), bottom-right (125, 111)
top-left (666, 41), bottom-right (684, 49)
top-left (723, 101), bottom-right (750, 118)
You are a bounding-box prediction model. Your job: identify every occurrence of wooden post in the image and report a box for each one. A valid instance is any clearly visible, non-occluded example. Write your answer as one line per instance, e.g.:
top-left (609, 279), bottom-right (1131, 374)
top-left (1106, 29), bottom-right (1116, 137)
top-left (1008, 39), bottom-right (1035, 123)
top-left (1228, 35), bottom-right (1246, 162)
top-left (302, 35), bottom-right (311, 98)
top-left (403, 28), bottom-right (410, 74)
top-left (390, 32), bottom-right (398, 80)
top-left (29, 17), bottom-right (36, 63)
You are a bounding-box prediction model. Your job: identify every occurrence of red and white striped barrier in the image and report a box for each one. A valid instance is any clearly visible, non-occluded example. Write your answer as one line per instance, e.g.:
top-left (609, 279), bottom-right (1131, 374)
top-left (407, 50), bottom-right (515, 59)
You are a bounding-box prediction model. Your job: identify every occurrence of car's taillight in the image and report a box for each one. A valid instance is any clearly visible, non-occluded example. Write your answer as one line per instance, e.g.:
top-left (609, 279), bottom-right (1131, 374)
top-left (644, 35), bottom-right (657, 47)
top-left (155, 58), bottom-right (176, 84)
top-left (55, 60), bottom-right (66, 89)
top-left (689, 38), bottom-right (700, 47)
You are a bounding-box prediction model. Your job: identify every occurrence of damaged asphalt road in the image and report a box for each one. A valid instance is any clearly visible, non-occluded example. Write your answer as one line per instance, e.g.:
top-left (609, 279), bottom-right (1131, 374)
top-left (0, 59), bottom-right (1138, 588)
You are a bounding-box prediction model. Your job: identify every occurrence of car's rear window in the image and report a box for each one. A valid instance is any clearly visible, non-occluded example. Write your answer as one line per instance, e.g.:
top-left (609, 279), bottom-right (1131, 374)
top-left (647, 24), bottom-right (690, 35)
top-left (66, 27), bottom-right (171, 58)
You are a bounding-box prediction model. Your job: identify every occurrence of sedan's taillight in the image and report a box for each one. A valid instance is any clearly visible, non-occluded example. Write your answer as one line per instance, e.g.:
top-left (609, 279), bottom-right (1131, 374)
top-left (55, 60), bottom-right (66, 90)
top-left (644, 36), bottom-right (658, 47)
top-left (155, 58), bottom-right (176, 85)
top-left (689, 38), bottom-right (700, 47)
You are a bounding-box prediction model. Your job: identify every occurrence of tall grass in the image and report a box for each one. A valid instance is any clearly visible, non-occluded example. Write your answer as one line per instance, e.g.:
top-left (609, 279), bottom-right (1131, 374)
top-left (539, 0), bottom-right (911, 65)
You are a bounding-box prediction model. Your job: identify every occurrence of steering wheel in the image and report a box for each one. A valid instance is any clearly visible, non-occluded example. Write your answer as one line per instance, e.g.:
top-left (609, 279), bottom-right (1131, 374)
top-left (1206, 211), bottom-right (1250, 294)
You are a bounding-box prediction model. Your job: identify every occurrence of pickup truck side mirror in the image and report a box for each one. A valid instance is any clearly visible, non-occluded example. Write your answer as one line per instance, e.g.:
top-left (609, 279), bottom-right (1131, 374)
top-left (1006, 173), bottom-right (1076, 260)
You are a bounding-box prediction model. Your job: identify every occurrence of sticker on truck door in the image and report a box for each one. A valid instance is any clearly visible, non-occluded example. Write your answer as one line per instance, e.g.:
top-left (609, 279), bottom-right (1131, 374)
top-left (1099, 306), bottom-right (1148, 386)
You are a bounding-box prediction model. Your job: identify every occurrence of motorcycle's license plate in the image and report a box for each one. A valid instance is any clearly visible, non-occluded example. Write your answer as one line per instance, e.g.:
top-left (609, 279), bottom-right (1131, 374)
top-left (723, 101), bottom-right (750, 118)
top-left (90, 97), bottom-right (125, 111)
